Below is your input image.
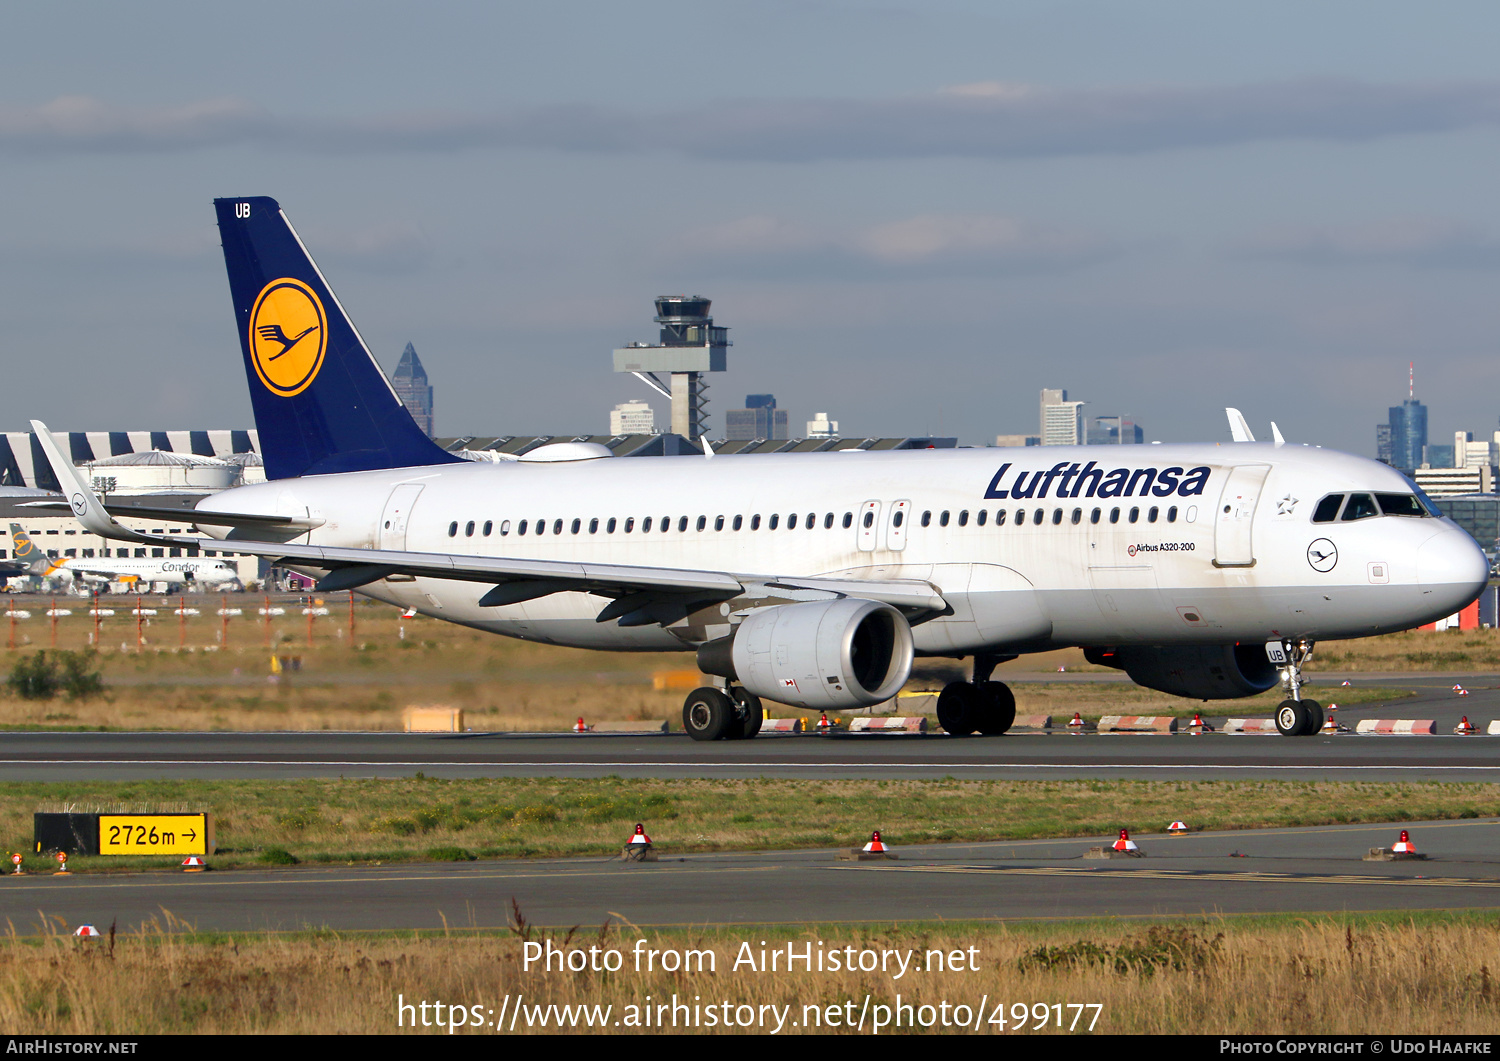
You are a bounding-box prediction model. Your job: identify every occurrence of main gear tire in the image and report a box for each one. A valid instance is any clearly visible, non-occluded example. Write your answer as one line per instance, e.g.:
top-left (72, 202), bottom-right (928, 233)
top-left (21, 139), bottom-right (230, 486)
top-left (936, 682), bottom-right (981, 735)
top-left (1275, 698), bottom-right (1310, 738)
top-left (683, 687), bottom-right (734, 742)
top-left (974, 681), bottom-right (1017, 735)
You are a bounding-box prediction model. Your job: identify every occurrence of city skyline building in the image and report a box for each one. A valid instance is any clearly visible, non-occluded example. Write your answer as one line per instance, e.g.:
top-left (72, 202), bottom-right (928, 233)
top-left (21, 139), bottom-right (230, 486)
top-left (1087, 415), bottom-right (1144, 445)
top-left (392, 342), bottom-right (435, 437)
top-left (726, 393), bottom-right (789, 440)
top-left (806, 412), bottom-right (838, 439)
top-left (1380, 363), bottom-right (1426, 472)
top-left (609, 399), bottom-right (656, 435)
top-left (1040, 388), bottom-right (1086, 446)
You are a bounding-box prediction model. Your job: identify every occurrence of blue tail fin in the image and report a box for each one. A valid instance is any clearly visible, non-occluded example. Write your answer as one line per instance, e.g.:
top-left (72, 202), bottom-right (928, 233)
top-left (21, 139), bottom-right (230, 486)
top-left (214, 196), bottom-right (462, 480)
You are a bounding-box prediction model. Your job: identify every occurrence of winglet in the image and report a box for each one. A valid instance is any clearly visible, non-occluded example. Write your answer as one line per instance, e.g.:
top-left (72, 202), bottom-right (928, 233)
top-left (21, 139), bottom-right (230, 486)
top-left (701, 436), bottom-right (715, 461)
top-left (28, 420), bottom-right (153, 544)
top-left (1225, 408), bottom-right (1255, 443)
top-left (1270, 422), bottom-right (1286, 448)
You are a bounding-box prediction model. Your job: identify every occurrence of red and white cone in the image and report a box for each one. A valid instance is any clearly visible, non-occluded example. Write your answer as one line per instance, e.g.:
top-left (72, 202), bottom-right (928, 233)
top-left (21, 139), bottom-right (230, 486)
top-left (572, 717), bottom-right (589, 733)
top-left (1455, 716), bottom-right (1478, 735)
top-left (73, 925), bottom-right (101, 939)
top-left (627, 823), bottom-right (652, 846)
top-left (862, 830), bottom-right (889, 853)
top-left (1458, 688), bottom-right (1471, 697)
top-left (1112, 828), bottom-right (1139, 853)
top-left (182, 857), bottom-right (207, 872)
top-left (9, 853), bottom-right (22, 875)
top-left (1320, 705), bottom-right (1343, 734)
top-left (1453, 683), bottom-right (1466, 691)
top-left (817, 712), bottom-right (832, 731)
top-left (1341, 680), bottom-right (1352, 687)
top-left (1391, 829), bottom-right (1417, 854)
top-left (1167, 821), bottom-right (1189, 834)
top-left (1189, 713), bottom-right (1214, 733)
top-left (1067, 712), bottom-right (1087, 729)
top-left (54, 852), bottom-right (70, 876)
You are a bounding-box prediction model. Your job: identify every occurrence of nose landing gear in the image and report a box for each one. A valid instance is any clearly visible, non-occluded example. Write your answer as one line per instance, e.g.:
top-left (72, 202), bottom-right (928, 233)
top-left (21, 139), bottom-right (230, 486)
top-left (1272, 639), bottom-right (1323, 736)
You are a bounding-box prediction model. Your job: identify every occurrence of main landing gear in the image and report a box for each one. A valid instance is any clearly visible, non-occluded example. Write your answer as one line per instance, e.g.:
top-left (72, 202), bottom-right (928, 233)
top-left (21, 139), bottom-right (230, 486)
top-left (1272, 638), bottom-right (1324, 737)
top-left (935, 653), bottom-right (1017, 736)
top-left (682, 685), bottom-right (763, 742)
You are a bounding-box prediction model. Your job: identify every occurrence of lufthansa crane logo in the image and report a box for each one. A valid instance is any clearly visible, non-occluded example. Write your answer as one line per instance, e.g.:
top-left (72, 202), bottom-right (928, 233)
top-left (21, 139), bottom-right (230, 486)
top-left (248, 278), bottom-right (327, 397)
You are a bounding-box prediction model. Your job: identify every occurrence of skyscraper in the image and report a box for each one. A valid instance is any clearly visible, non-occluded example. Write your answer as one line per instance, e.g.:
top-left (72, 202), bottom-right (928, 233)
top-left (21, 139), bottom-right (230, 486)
top-left (392, 342), bottom-right (434, 437)
top-left (1383, 363), bottom-right (1426, 472)
top-left (726, 394), bottom-right (789, 440)
top-left (1040, 388), bottom-right (1085, 446)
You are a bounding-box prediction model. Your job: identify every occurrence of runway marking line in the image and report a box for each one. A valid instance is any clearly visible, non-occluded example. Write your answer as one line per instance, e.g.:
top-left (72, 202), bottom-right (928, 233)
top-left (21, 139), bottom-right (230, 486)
top-left (0, 864), bottom-right (783, 894)
top-left (5, 760), bottom-right (1500, 772)
top-left (870, 865), bottom-right (1500, 889)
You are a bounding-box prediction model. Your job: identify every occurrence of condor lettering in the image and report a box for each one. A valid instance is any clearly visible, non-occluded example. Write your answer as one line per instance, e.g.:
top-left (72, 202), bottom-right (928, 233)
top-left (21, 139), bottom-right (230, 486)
top-left (984, 462), bottom-right (1211, 501)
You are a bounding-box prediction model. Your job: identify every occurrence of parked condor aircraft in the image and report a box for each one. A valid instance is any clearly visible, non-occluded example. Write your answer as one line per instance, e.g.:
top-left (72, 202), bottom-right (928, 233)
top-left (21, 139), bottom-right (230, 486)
top-left (9, 524), bottom-right (239, 588)
top-left (30, 196), bottom-right (1488, 739)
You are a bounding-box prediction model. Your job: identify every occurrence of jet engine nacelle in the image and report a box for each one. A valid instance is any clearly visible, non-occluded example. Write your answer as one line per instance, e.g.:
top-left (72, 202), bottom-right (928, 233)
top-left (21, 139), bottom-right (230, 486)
top-left (697, 598), bottom-right (914, 710)
top-left (1084, 644), bottom-right (1279, 700)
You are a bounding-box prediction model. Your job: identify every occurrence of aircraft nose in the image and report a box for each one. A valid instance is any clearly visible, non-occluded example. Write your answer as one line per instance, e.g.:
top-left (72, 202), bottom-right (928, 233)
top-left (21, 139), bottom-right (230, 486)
top-left (1417, 526), bottom-right (1489, 611)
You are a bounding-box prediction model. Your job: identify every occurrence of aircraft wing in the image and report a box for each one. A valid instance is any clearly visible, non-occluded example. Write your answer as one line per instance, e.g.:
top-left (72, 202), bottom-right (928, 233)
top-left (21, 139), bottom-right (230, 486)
top-left (19, 500), bottom-right (322, 531)
top-left (29, 420), bottom-right (947, 623)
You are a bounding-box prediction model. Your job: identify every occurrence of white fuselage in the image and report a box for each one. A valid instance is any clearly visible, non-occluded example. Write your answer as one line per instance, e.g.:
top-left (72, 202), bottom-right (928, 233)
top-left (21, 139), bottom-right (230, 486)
top-left (39, 555), bottom-right (240, 587)
top-left (194, 442), bottom-right (1488, 654)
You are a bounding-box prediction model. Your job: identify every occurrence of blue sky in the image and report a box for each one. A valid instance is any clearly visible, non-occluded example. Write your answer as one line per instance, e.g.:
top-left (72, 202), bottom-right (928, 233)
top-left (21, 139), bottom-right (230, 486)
top-left (3, 2), bottom-right (1500, 452)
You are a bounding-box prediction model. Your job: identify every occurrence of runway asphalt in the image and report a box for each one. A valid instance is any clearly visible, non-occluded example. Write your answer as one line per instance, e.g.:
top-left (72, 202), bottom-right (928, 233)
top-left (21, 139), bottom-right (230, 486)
top-left (5, 818), bottom-right (1498, 934)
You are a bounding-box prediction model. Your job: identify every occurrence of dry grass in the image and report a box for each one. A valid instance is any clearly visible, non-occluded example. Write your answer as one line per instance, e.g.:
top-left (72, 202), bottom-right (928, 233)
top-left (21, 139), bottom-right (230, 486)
top-left (0, 595), bottom-right (1419, 731)
top-left (3, 913), bottom-right (1498, 1034)
top-left (8, 777), bottom-right (1498, 871)
top-left (1314, 628), bottom-right (1500, 672)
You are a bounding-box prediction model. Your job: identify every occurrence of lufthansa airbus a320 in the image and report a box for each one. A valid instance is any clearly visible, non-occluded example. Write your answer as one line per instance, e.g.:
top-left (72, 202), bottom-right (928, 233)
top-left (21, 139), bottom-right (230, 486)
top-left (30, 197), bottom-right (1487, 740)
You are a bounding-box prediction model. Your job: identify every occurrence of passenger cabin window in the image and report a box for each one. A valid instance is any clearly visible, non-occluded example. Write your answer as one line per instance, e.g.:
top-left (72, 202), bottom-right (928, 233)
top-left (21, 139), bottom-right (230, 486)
top-left (751, 515), bottom-right (761, 530)
top-left (448, 522), bottom-right (458, 537)
top-left (1051, 508), bottom-right (1063, 525)
top-left (1312, 495), bottom-right (1344, 523)
top-left (958, 510), bottom-right (969, 526)
top-left (1148, 506), bottom-right (1159, 523)
top-left (500, 520), bottom-right (511, 535)
top-left (1128, 507), bottom-right (1140, 524)
top-left (465, 521), bottom-right (475, 537)
top-left (995, 509), bottom-right (1006, 526)
top-left (732, 515), bottom-right (743, 531)
top-left (1090, 508), bottom-right (1101, 524)
top-left (607, 518), bottom-right (617, 533)
top-left (1033, 509), bottom-right (1043, 524)
top-left (823, 513), bottom-right (834, 529)
top-left (1341, 493), bottom-right (1378, 521)
top-left (842, 513), bottom-right (853, 529)
top-left (976, 510), bottom-right (987, 526)
top-left (483, 521), bottom-right (493, 536)
top-left (588, 518), bottom-right (598, 534)
top-left (788, 513), bottom-right (798, 530)
top-left (624, 518), bottom-right (635, 532)
top-left (715, 516), bottom-right (725, 531)
top-left (1167, 506), bottom-right (1177, 523)
top-left (1110, 508), bottom-right (1120, 524)
top-left (1015, 509), bottom-right (1025, 525)
top-left (1071, 508), bottom-right (1082, 525)
top-left (939, 511), bottom-right (950, 527)
top-left (770, 514), bottom-right (780, 530)
top-left (697, 516), bottom-right (707, 531)
top-left (571, 519), bottom-right (581, 534)
top-left (678, 516), bottom-right (688, 532)
top-left (518, 520), bottom-right (528, 535)
top-left (643, 517), bottom-right (654, 532)
top-left (805, 512), bottom-right (814, 529)
top-left (553, 519), bottom-right (563, 535)
top-left (921, 511), bottom-right (932, 527)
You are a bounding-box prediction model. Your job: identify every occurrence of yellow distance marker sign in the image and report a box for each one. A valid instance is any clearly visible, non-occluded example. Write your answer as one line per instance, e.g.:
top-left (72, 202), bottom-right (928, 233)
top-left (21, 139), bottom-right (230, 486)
top-left (99, 814), bottom-right (213, 856)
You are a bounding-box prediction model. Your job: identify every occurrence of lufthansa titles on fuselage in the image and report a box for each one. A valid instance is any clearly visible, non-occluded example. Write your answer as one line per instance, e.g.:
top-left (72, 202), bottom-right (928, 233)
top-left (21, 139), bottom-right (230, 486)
top-left (983, 461), bottom-right (1211, 501)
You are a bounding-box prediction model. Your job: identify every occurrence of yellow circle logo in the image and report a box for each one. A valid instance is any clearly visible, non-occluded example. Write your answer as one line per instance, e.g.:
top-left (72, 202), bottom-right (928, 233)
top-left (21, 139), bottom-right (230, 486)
top-left (248, 278), bottom-right (327, 397)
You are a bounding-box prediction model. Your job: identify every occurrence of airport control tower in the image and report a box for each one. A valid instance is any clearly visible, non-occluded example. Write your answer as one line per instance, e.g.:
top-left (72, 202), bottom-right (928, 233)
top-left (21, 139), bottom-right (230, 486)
top-left (613, 296), bottom-right (730, 440)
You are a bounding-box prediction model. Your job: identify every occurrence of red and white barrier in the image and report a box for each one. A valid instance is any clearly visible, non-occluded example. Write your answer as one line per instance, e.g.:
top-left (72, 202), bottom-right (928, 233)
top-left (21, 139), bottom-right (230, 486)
top-left (1098, 715), bottom-right (1178, 733)
top-left (1355, 719), bottom-right (1437, 735)
top-left (1224, 718), bottom-right (1279, 733)
top-left (848, 717), bottom-right (926, 733)
top-left (758, 717), bottom-right (804, 733)
top-left (1487, 720), bottom-right (1500, 736)
top-left (1010, 714), bottom-right (1051, 730)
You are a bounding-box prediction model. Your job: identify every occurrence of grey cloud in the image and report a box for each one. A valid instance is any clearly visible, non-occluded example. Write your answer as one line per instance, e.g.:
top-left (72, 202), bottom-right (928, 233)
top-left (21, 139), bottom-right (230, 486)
top-left (666, 213), bottom-right (1115, 277)
top-left (1237, 218), bottom-right (1500, 269)
top-left (5, 79), bottom-right (1500, 160)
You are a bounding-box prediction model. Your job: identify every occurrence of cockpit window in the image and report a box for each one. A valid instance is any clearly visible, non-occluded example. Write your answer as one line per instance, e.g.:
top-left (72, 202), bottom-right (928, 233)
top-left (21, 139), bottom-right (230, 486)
top-left (1312, 494), bottom-right (1344, 523)
top-left (1341, 493), bottom-right (1379, 521)
top-left (1374, 493), bottom-right (1428, 517)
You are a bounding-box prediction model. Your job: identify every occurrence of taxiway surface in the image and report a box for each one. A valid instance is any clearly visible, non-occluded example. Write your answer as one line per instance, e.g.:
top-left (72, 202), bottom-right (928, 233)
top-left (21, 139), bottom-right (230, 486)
top-left (6, 819), bottom-right (1498, 934)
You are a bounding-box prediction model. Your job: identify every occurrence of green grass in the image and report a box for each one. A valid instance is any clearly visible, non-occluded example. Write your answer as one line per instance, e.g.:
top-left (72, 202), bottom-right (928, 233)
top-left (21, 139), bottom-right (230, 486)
top-left (7, 776), bottom-right (1500, 872)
